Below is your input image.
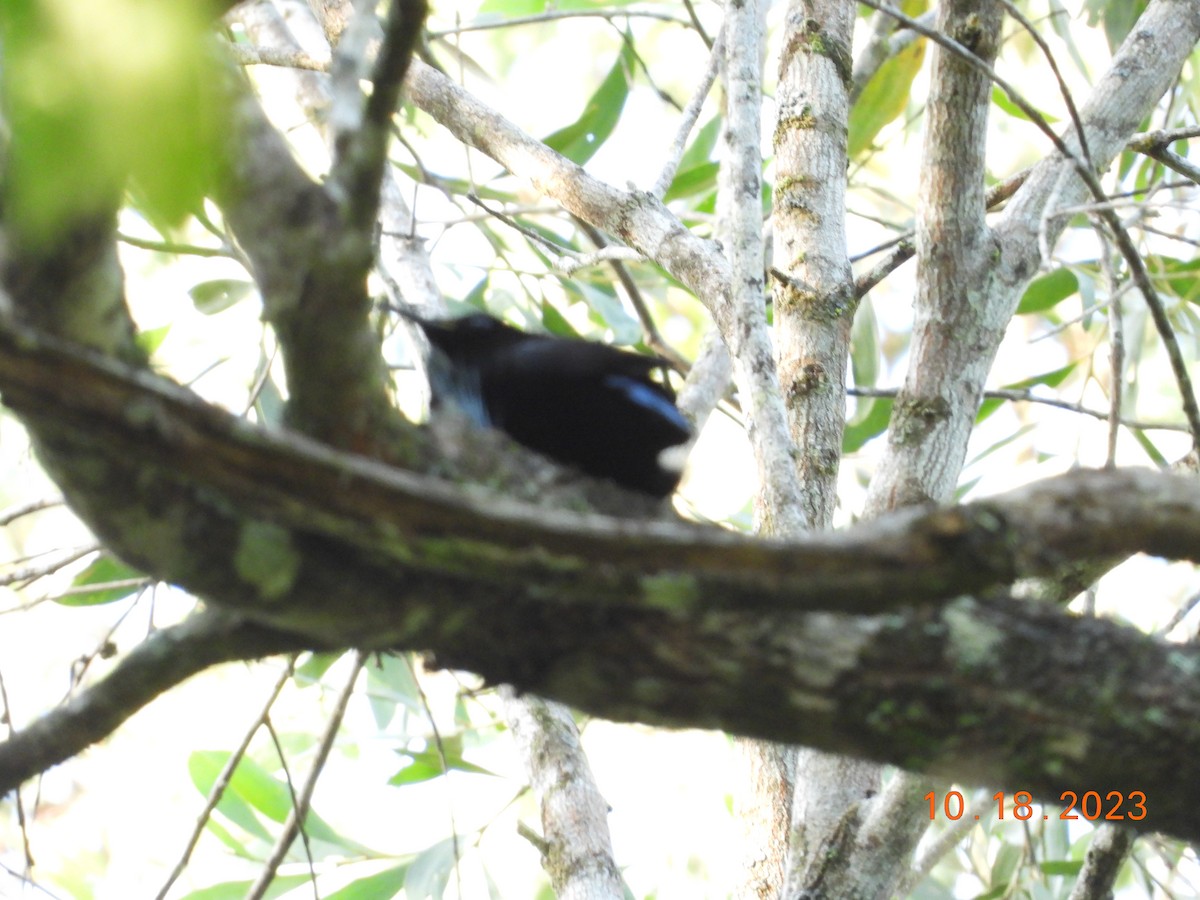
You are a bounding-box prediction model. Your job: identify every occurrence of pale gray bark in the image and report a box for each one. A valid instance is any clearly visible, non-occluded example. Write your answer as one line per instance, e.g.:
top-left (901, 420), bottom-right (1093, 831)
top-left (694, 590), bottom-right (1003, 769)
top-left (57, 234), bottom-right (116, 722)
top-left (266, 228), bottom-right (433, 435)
top-left (719, 0), bottom-right (806, 894)
top-left (502, 690), bottom-right (624, 900)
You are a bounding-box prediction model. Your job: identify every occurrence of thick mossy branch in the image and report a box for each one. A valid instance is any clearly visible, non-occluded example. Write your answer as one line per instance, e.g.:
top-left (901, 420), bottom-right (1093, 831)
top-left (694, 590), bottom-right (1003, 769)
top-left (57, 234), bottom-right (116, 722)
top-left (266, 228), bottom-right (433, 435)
top-left (0, 322), bottom-right (1199, 623)
top-left (2, 323), bottom-right (1200, 841)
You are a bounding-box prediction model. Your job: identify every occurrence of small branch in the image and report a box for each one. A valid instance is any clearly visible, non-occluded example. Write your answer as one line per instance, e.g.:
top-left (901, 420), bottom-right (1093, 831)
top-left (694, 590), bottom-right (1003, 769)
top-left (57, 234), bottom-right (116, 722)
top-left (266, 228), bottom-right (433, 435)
top-left (721, 0), bottom-right (807, 536)
top-left (904, 792), bottom-right (992, 894)
top-left (426, 8), bottom-right (695, 38)
top-left (263, 713), bottom-right (319, 898)
top-left (0, 666), bottom-right (33, 872)
top-left (155, 659), bottom-right (298, 900)
top-left (1067, 826), bottom-right (1135, 900)
top-left (850, 8), bottom-right (934, 104)
top-left (553, 245), bottom-right (646, 272)
top-left (1129, 128), bottom-right (1200, 184)
top-left (848, 386), bottom-right (1189, 433)
top-left (570, 218), bottom-right (689, 370)
top-left (502, 688), bottom-right (624, 899)
top-left (0, 545), bottom-right (96, 592)
top-left (994, 0), bottom-right (1092, 168)
top-left (245, 651), bottom-right (366, 900)
top-left (651, 25), bottom-right (725, 200)
top-left (116, 232), bottom-right (236, 259)
top-left (0, 611), bottom-right (308, 794)
top-left (223, 39), bottom-right (330, 72)
top-left (328, 0), bottom-right (429, 235)
top-left (0, 497), bottom-right (62, 527)
top-left (1098, 230), bottom-right (1125, 468)
top-left (674, 326), bottom-right (734, 433)
top-left (408, 655), bottom-right (462, 886)
top-left (854, 169), bottom-right (1031, 298)
top-left (680, 0), bottom-right (713, 47)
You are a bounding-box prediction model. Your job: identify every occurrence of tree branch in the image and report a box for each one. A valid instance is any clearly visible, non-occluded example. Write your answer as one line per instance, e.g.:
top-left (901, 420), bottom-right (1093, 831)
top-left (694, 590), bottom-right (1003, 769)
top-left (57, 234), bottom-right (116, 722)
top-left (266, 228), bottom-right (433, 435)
top-left (327, 0), bottom-right (427, 235)
top-left (211, 42), bottom-right (401, 452)
top-left (4, 320), bottom-right (1200, 622)
top-left (4, 323), bottom-right (1200, 841)
top-left (0, 610), bottom-right (307, 793)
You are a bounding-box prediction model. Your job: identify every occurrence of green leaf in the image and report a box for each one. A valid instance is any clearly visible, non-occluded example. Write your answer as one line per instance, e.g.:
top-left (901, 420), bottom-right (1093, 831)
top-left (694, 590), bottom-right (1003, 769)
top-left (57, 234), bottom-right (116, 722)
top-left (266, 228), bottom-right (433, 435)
top-left (977, 362), bottom-right (1079, 422)
top-left (1130, 428), bottom-right (1168, 466)
top-left (390, 735), bottom-right (498, 786)
top-left (1006, 361), bottom-right (1079, 391)
top-left (187, 752), bottom-right (274, 842)
top-left (365, 653), bottom-right (423, 729)
top-left (405, 837), bottom-right (458, 900)
top-left (1040, 859), bottom-right (1084, 876)
top-left (177, 875), bottom-right (311, 900)
top-left (136, 324), bottom-right (171, 355)
top-left (1085, 0), bottom-right (1150, 52)
top-left (1017, 268), bottom-right (1079, 315)
top-left (543, 41), bottom-right (633, 165)
top-left (964, 423), bottom-right (1037, 469)
top-left (843, 396), bottom-right (892, 454)
top-left (990, 841), bottom-right (1022, 887)
top-left (188, 751), bottom-right (374, 855)
top-left (477, 0), bottom-right (545, 16)
top-left (294, 651), bottom-right (345, 686)
top-left (991, 85), bottom-right (1059, 124)
top-left (573, 280), bottom-right (642, 345)
top-left (0, 1), bottom-right (221, 242)
top-left (664, 161), bottom-right (720, 202)
top-left (847, 0), bottom-right (927, 157)
top-left (678, 117), bottom-right (722, 171)
top-left (850, 297), bottom-right (880, 390)
top-left (253, 372), bottom-right (286, 428)
top-left (1047, 0), bottom-right (1092, 76)
top-left (1148, 256), bottom-right (1200, 305)
top-left (324, 864), bottom-right (412, 900)
top-left (58, 555), bottom-right (144, 607)
top-left (189, 279), bottom-right (257, 316)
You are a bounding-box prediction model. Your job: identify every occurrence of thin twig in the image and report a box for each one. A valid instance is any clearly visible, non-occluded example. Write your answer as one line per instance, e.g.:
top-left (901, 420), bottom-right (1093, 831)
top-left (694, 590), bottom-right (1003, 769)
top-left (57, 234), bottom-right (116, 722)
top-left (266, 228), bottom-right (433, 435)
top-left (1129, 126), bottom-right (1200, 184)
top-left (0, 666), bottom-right (34, 872)
top-left (853, 168), bottom-right (1030, 296)
top-left (329, 0), bottom-right (428, 234)
top-left (0, 545), bottom-right (97, 590)
top-left (1098, 229), bottom-right (1124, 468)
top-left (1158, 589), bottom-right (1200, 638)
top-left (572, 218), bottom-right (690, 370)
top-left (117, 233), bottom-right (236, 259)
top-left (680, 0), bottom-right (712, 47)
top-left (0, 498), bottom-right (62, 527)
top-left (994, 0), bottom-right (1092, 169)
top-left (847, 386), bottom-right (1188, 433)
top-left (264, 714), bottom-right (318, 898)
top-left (155, 658), bottom-right (297, 900)
top-left (245, 651), bottom-right (368, 900)
top-left (651, 24), bottom-right (725, 200)
top-left (426, 8), bottom-right (695, 37)
top-left (405, 655), bottom-right (462, 897)
top-left (223, 39), bottom-right (329, 72)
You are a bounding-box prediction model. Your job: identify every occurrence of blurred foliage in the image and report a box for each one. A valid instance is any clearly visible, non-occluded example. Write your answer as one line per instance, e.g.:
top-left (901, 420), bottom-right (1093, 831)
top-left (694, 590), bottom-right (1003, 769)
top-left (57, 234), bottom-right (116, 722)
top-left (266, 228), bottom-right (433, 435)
top-left (0, 0), bottom-right (222, 242)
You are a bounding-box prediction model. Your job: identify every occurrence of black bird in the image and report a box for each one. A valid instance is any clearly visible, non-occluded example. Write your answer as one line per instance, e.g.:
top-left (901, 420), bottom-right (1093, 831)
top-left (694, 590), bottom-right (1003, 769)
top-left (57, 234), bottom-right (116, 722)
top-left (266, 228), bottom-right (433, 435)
top-left (403, 311), bottom-right (692, 498)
